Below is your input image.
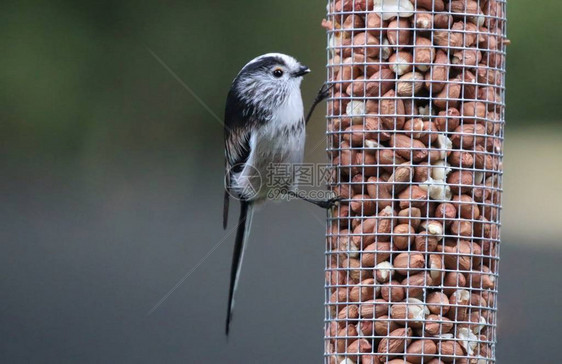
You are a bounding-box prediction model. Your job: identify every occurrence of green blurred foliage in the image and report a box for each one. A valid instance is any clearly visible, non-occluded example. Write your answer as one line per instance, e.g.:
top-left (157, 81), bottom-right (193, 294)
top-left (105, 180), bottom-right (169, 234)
top-left (505, 1), bottom-right (562, 124)
top-left (1, 1), bottom-right (560, 160)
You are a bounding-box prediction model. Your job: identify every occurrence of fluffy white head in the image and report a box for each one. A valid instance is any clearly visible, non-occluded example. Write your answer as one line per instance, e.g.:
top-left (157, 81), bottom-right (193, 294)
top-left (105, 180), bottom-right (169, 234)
top-left (233, 53), bottom-right (310, 119)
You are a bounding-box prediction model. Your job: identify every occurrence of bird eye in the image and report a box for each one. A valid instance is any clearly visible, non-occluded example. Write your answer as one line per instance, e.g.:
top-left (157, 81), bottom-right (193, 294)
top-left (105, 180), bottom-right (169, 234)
top-left (273, 69), bottom-right (284, 78)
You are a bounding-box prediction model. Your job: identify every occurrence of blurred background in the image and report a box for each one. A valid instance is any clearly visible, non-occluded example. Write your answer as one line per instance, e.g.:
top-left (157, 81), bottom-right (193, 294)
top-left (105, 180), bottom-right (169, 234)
top-left (1, 1), bottom-right (561, 363)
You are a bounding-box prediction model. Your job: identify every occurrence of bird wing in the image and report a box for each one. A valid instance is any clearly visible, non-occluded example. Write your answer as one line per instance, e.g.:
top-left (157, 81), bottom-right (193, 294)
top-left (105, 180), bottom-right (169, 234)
top-left (223, 87), bottom-right (254, 228)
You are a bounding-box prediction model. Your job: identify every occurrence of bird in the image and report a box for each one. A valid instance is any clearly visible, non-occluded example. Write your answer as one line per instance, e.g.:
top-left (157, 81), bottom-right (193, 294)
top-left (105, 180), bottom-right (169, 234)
top-left (222, 53), bottom-right (334, 335)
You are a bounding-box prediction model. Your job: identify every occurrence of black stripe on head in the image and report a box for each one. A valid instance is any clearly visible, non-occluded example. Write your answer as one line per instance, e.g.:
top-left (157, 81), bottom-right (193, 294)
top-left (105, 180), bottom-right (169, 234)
top-left (239, 56), bottom-right (286, 75)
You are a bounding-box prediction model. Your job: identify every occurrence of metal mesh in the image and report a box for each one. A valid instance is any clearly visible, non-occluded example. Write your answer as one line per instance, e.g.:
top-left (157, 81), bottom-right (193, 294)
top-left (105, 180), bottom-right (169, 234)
top-left (323, 1), bottom-right (506, 363)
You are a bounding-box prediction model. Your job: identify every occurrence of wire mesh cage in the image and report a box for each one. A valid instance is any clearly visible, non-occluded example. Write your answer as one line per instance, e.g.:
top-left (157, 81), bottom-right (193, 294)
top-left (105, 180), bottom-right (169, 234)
top-left (323, 0), bottom-right (506, 363)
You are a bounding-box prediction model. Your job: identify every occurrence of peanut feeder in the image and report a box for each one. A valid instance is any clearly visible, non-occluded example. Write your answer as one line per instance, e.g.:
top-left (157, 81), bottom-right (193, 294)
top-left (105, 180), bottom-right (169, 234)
top-left (324, 0), bottom-right (506, 363)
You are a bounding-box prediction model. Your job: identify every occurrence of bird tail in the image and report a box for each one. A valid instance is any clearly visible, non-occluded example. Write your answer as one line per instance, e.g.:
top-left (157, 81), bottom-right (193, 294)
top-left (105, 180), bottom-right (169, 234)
top-left (225, 200), bottom-right (254, 335)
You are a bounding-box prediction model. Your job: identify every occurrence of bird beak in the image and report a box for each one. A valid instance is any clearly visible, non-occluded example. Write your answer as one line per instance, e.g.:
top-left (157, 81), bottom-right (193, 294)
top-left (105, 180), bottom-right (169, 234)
top-left (293, 65), bottom-right (311, 77)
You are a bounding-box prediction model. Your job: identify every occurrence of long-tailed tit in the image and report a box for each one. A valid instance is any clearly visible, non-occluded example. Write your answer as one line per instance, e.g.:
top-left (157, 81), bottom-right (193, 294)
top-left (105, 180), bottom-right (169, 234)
top-left (223, 53), bottom-right (334, 334)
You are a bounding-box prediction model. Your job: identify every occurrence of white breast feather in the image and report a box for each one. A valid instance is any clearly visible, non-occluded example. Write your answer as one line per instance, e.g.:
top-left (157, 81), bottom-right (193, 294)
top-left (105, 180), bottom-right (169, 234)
top-left (234, 84), bottom-right (306, 202)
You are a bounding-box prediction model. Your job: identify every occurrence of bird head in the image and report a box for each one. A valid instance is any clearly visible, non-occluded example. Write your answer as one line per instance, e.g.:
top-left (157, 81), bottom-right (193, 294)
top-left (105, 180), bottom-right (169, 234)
top-left (233, 53), bottom-right (310, 112)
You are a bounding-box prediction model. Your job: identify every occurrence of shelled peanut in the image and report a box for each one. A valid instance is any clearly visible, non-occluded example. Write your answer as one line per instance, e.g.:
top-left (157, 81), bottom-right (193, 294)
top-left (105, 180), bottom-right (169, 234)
top-left (324, 0), bottom-right (505, 363)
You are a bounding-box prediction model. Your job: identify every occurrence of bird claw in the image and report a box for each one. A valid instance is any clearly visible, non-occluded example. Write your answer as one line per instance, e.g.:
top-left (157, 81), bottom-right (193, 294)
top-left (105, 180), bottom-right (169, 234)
top-left (319, 196), bottom-right (342, 209)
top-left (316, 83), bottom-right (334, 103)
top-left (328, 196), bottom-right (342, 208)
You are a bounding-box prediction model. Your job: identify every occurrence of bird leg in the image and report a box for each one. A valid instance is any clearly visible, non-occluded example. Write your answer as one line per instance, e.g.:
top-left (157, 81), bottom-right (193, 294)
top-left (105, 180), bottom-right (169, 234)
top-left (287, 190), bottom-right (341, 209)
top-left (305, 83), bottom-right (333, 125)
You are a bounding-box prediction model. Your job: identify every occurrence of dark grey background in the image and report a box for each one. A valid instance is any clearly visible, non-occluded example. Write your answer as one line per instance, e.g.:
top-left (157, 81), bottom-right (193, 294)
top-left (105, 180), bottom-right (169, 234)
top-left (2, 161), bottom-right (561, 363)
top-left (2, 0), bottom-right (561, 363)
